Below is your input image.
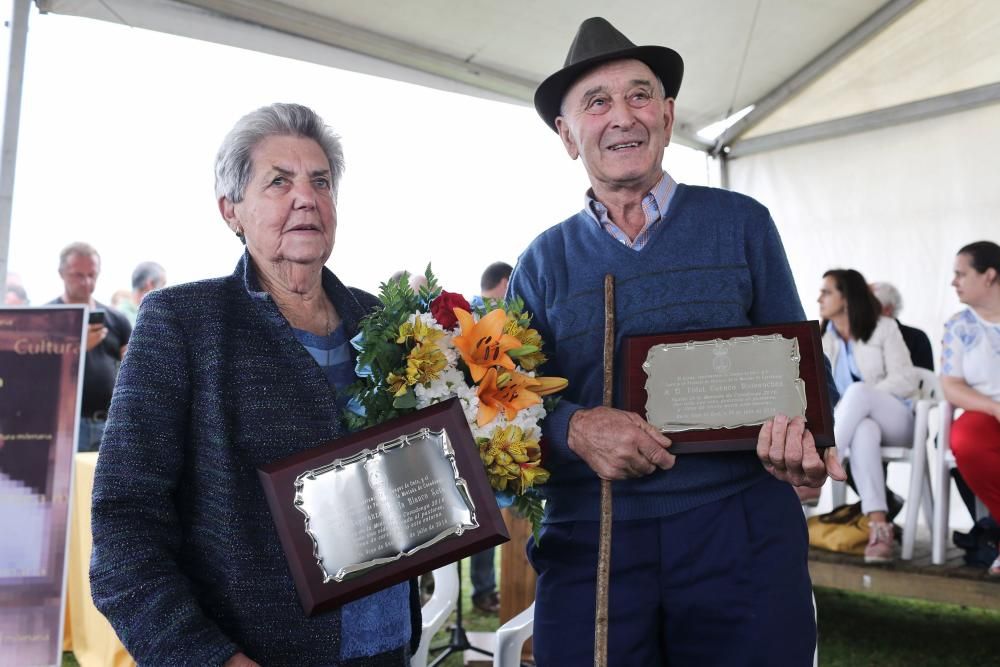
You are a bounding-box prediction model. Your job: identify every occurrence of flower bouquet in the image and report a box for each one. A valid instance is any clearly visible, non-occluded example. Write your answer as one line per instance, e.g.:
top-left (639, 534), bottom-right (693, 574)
top-left (345, 268), bottom-right (566, 538)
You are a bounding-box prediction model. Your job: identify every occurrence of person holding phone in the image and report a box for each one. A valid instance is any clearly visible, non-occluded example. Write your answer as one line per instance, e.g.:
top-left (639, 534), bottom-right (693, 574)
top-left (49, 242), bottom-right (131, 451)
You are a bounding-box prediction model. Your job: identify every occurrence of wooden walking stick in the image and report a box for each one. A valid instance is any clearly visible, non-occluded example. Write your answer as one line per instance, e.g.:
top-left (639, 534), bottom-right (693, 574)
top-left (594, 274), bottom-right (615, 666)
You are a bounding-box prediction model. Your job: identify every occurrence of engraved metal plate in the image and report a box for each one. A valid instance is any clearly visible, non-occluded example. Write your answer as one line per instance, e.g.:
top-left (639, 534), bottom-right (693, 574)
top-left (294, 428), bottom-right (477, 583)
top-left (643, 334), bottom-right (807, 432)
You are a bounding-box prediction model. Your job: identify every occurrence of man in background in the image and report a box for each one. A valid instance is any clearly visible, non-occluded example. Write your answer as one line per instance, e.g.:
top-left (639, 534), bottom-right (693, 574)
top-left (870, 281), bottom-right (933, 371)
top-left (481, 261), bottom-right (512, 301)
top-left (5, 285), bottom-right (28, 305)
top-left (4, 272), bottom-right (29, 305)
top-left (50, 242), bottom-right (131, 451)
top-left (132, 261), bottom-right (167, 305)
top-left (115, 261), bottom-right (167, 325)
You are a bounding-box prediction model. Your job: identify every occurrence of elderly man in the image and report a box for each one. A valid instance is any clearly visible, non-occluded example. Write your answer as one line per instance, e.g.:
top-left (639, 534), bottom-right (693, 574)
top-left (49, 242), bottom-right (131, 451)
top-left (509, 18), bottom-right (844, 665)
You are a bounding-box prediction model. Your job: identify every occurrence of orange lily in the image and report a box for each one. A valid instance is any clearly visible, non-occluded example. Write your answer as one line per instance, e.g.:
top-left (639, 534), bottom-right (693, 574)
top-left (476, 368), bottom-right (542, 427)
top-left (453, 308), bottom-right (521, 382)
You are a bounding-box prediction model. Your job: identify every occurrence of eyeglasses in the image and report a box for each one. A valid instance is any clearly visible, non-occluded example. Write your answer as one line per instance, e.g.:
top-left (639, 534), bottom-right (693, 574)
top-left (583, 90), bottom-right (659, 116)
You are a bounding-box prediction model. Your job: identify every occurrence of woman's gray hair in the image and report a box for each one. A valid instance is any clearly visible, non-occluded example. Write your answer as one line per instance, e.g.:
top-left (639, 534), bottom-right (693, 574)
top-left (214, 103), bottom-right (345, 203)
top-left (870, 281), bottom-right (902, 317)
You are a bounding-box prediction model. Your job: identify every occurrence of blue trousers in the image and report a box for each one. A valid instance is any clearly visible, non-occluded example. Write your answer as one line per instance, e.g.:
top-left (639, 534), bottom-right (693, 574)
top-left (470, 547), bottom-right (497, 598)
top-left (528, 476), bottom-right (815, 666)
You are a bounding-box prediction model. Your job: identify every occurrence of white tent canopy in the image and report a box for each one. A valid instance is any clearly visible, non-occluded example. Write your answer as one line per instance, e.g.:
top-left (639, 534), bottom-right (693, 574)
top-left (35, 0), bottom-right (911, 148)
top-left (5, 0), bottom-right (1000, 347)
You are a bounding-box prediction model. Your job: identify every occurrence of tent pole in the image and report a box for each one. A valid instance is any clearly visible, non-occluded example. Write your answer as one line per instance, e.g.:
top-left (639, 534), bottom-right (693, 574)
top-left (0, 0), bottom-right (31, 295)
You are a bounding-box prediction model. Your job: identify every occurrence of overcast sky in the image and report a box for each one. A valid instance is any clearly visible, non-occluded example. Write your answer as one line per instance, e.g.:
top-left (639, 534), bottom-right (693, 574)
top-left (2, 4), bottom-right (712, 304)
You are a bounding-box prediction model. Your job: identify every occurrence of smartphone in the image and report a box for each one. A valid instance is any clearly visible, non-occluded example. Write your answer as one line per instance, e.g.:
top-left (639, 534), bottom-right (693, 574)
top-left (89, 310), bottom-right (106, 325)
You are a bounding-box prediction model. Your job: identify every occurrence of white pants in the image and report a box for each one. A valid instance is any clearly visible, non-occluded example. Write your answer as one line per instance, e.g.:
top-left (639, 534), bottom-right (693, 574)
top-left (834, 382), bottom-right (914, 515)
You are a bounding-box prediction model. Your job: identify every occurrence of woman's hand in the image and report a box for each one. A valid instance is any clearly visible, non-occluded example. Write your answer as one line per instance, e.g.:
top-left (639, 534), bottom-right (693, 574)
top-left (223, 652), bottom-right (261, 667)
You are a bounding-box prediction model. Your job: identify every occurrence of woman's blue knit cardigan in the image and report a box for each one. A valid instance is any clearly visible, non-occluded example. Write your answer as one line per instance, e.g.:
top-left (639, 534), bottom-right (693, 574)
top-left (89, 253), bottom-right (420, 666)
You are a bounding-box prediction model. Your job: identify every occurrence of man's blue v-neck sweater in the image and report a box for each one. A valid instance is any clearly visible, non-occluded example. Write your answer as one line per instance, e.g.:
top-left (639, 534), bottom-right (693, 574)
top-left (509, 183), bottom-right (807, 524)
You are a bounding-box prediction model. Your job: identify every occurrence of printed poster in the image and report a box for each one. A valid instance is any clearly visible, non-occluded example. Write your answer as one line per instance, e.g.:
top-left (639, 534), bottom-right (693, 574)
top-left (0, 306), bottom-right (85, 666)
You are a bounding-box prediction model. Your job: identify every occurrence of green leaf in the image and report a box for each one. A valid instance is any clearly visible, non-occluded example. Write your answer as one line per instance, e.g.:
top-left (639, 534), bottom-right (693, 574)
top-left (511, 494), bottom-right (546, 545)
top-left (392, 390), bottom-right (417, 410)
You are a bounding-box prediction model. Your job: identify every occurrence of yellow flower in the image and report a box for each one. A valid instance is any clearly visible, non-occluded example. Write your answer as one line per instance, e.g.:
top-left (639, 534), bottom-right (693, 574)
top-left (518, 460), bottom-right (550, 490)
top-left (478, 425), bottom-right (549, 493)
top-left (476, 368), bottom-right (542, 427)
top-left (397, 317), bottom-right (445, 346)
top-left (386, 371), bottom-right (409, 397)
top-left (407, 342), bottom-right (448, 384)
top-left (504, 319), bottom-right (546, 371)
top-left (386, 342), bottom-right (447, 396)
top-left (453, 308), bottom-right (521, 382)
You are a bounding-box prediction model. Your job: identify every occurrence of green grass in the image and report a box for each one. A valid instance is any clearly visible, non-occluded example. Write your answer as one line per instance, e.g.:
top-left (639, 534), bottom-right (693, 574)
top-left (814, 587), bottom-right (1000, 666)
top-left (64, 576), bottom-right (1000, 666)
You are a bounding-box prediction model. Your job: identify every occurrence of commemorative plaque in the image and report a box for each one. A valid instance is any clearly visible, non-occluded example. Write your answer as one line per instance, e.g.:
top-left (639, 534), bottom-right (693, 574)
top-left (259, 398), bottom-right (509, 615)
top-left (622, 321), bottom-right (834, 454)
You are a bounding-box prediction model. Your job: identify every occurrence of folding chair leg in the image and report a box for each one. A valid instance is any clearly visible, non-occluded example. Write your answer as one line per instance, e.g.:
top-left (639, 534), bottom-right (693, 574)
top-left (902, 413), bottom-right (931, 561)
top-left (830, 479), bottom-right (847, 508)
top-left (931, 402), bottom-right (957, 565)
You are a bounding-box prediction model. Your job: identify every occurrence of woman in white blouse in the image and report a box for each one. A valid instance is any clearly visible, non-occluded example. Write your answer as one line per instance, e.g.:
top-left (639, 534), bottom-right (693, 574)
top-left (819, 268), bottom-right (917, 563)
top-left (941, 241), bottom-right (1000, 575)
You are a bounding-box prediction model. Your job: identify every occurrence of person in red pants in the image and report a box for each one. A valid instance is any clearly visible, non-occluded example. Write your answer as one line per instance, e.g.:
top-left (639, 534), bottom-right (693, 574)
top-left (941, 240), bottom-right (1000, 575)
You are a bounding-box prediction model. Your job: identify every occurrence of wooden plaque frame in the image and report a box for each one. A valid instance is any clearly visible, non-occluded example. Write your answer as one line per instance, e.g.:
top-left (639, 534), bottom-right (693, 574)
top-left (258, 398), bottom-right (509, 615)
top-left (622, 321), bottom-right (834, 454)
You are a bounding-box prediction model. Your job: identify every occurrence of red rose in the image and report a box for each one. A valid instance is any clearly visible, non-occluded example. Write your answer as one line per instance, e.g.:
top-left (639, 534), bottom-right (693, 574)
top-left (430, 291), bottom-right (471, 330)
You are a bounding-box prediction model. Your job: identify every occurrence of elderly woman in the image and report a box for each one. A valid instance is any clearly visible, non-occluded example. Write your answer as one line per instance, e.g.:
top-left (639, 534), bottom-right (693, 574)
top-left (90, 104), bottom-right (418, 666)
top-left (941, 241), bottom-right (1000, 575)
top-left (819, 268), bottom-right (917, 563)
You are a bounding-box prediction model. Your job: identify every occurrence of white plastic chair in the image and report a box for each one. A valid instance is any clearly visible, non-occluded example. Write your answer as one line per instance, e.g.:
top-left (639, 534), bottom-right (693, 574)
top-left (493, 601), bottom-right (535, 667)
top-left (931, 401), bottom-right (990, 565)
top-left (830, 367), bottom-right (938, 560)
top-left (411, 563), bottom-right (459, 667)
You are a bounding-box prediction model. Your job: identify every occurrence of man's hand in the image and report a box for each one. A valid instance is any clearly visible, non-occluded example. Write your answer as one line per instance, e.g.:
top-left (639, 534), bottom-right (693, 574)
top-left (223, 652), bottom-right (261, 667)
top-left (86, 323), bottom-right (107, 351)
top-left (757, 414), bottom-right (846, 487)
top-left (568, 407), bottom-right (674, 480)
